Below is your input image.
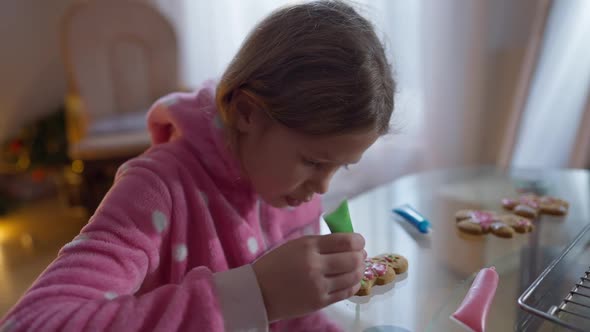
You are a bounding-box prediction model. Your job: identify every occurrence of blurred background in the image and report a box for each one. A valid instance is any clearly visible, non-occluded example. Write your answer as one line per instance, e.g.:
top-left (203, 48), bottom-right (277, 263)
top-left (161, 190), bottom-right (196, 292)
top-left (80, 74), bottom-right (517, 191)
top-left (0, 0), bottom-right (589, 316)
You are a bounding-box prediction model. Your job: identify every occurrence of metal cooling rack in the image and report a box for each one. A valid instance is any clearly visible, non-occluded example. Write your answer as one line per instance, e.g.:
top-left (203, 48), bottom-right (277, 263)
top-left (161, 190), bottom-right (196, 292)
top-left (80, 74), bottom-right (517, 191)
top-left (519, 223), bottom-right (590, 331)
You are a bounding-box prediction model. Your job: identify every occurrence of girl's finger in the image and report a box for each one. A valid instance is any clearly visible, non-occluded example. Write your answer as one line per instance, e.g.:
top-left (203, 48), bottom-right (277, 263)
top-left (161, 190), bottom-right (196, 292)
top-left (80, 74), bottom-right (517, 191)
top-left (325, 270), bottom-right (363, 294)
top-left (321, 251), bottom-right (364, 275)
top-left (316, 233), bottom-right (365, 254)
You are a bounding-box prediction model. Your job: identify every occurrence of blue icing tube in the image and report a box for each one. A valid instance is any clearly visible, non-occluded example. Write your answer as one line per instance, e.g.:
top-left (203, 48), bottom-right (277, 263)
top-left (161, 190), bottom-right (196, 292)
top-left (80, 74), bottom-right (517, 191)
top-left (392, 204), bottom-right (431, 234)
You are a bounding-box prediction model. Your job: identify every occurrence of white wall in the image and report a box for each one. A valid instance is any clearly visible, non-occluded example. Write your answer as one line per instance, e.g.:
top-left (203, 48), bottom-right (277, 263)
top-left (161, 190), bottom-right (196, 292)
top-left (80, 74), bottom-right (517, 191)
top-left (0, 0), bottom-right (75, 142)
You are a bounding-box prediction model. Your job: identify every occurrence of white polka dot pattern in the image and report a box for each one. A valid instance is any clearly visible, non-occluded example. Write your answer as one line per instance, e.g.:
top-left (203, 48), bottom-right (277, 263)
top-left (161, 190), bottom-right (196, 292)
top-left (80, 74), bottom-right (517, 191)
top-left (104, 291), bottom-right (118, 300)
top-left (200, 191), bottom-right (209, 206)
top-left (0, 319), bottom-right (15, 332)
top-left (247, 237), bottom-right (259, 254)
top-left (174, 244), bottom-right (188, 262)
top-left (152, 211), bottom-right (168, 233)
top-left (63, 234), bottom-right (89, 249)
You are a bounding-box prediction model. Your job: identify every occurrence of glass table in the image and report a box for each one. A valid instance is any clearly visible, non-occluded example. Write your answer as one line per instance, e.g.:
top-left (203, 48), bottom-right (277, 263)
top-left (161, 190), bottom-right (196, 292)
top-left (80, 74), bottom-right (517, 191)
top-left (322, 166), bottom-right (590, 331)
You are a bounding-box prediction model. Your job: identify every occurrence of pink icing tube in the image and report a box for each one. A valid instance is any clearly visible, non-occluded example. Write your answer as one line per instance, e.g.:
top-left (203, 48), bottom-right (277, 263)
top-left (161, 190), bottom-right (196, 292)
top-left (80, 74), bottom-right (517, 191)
top-left (450, 267), bottom-right (499, 332)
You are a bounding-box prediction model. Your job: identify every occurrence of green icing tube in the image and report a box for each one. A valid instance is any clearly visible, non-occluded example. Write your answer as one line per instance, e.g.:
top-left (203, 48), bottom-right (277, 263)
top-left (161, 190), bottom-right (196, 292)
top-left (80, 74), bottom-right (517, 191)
top-left (324, 200), bottom-right (354, 233)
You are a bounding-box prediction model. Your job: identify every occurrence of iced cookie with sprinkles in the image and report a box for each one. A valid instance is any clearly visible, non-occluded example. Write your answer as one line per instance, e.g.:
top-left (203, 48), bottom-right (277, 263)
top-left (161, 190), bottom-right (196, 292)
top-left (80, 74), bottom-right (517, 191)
top-left (373, 253), bottom-right (409, 274)
top-left (502, 193), bottom-right (569, 217)
top-left (355, 253), bottom-right (408, 296)
top-left (501, 194), bottom-right (540, 219)
top-left (356, 259), bottom-right (395, 296)
top-left (499, 214), bottom-right (534, 233)
top-left (455, 210), bottom-right (534, 238)
top-left (537, 195), bottom-right (569, 216)
top-left (455, 210), bottom-right (515, 238)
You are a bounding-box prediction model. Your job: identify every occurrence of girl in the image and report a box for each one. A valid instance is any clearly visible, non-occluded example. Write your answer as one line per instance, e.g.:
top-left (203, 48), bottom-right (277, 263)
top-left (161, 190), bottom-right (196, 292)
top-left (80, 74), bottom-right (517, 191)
top-left (1, 1), bottom-right (395, 331)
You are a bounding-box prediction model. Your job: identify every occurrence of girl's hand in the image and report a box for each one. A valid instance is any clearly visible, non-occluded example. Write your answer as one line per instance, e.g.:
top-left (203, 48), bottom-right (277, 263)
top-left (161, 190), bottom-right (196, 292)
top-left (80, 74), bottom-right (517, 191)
top-left (252, 233), bottom-right (366, 321)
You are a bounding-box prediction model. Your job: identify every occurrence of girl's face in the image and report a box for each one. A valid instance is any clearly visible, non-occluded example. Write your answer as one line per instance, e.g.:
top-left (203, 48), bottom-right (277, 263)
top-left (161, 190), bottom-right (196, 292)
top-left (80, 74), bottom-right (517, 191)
top-left (234, 104), bottom-right (379, 208)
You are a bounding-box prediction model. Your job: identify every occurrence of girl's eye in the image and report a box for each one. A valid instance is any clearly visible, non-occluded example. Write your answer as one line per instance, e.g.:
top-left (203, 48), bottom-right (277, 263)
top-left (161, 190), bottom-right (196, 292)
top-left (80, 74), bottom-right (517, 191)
top-left (302, 158), bottom-right (322, 169)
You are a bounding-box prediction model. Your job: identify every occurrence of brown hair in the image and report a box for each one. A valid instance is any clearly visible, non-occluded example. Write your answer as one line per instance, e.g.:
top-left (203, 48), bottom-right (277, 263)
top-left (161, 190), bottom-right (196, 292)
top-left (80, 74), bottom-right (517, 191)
top-left (216, 0), bottom-right (395, 136)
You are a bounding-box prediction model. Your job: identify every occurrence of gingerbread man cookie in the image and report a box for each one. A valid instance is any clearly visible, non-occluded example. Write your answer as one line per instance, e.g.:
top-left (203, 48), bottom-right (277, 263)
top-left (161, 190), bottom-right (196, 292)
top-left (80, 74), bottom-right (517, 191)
top-left (536, 195), bottom-right (569, 216)
top-left (502, 194), bottom-right (569, 217)
top-left (455, 210), bottom-right (514, 238)
top-left (356, 253), bottom-right (408, 296)
top-left (455, 210), bottom-right (534, 238)
top-left (501, 194), bottom-right (540, 219)
top-left (500, 214), bottom-right (535, 233)
top-left (374, 254), bottom-right (409, 275)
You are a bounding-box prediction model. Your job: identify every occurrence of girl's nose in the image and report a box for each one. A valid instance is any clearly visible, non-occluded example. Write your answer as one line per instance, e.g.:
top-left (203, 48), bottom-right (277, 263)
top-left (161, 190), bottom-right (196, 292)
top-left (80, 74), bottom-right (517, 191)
top-left (310, 169), bottom-right (336, 195)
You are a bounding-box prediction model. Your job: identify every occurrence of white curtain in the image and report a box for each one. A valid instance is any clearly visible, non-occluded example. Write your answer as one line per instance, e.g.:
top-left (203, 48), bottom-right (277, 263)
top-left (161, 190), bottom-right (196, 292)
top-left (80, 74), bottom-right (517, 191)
top-left (511, 0), bottom-right (590, 169)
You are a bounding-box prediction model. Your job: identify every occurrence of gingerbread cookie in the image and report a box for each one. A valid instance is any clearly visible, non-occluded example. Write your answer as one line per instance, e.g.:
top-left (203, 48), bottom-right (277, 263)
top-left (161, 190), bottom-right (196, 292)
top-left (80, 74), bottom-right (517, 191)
top-left (502, 194), bottom-right (569, 217)
top-left (455, 210), bottom-right (514, 238)
top-left (455, 210), bottom-right (534, 238)
top-left (356, 253), bottom-right (408, 296)
top-left (501, 194), bottom-right (539, 219)
top-left (500, 214), bottom-right (535, 233)
top-left (537, 196), bottom-right (569, 216)
top-left (373, 253), bottom-right (409, 274)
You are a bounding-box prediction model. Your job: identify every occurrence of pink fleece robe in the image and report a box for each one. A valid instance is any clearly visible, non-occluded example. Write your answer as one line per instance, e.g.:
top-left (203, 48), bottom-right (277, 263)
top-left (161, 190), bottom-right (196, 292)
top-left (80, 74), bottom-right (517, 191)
top-left (0, 81), bottom-right (342, 331)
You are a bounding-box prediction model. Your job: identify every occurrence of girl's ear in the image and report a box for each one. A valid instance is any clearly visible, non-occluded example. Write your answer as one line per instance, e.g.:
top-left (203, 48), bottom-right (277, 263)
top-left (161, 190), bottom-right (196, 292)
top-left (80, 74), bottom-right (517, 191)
top-left (234, 90), bottom-right (271, 134)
